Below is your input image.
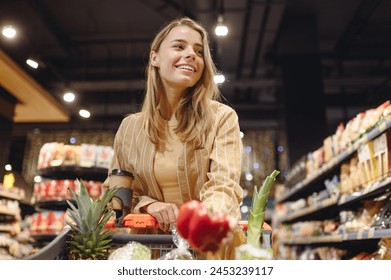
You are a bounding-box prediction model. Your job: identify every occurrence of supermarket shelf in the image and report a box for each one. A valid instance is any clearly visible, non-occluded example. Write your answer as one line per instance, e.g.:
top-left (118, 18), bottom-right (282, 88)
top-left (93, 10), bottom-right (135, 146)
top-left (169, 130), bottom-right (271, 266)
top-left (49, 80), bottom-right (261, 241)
top-left (33, 199), bottom-right (74, 211)
top-left (0, 189), bottom-right (24, 201)
top-left (282, 228), bottom-right (391, 245)
top-left (0, 223), bottom-right (19, 232)
top-left (277, 176), bottom-right (391, 224)
top-left (279, 196), bottom-right (338, 223)
top-left (341, 228), bottom-right (391, 241)
top-left (282, 234), bottom-right (343, 245)
top-left (0, 206), bottom-right (20, 218)
top-left (38, 166), bottom-right (108, 181)
top-left (277, 117), bottom-right (391, 204)
top-left (338, 176), bottom-right (391, 206)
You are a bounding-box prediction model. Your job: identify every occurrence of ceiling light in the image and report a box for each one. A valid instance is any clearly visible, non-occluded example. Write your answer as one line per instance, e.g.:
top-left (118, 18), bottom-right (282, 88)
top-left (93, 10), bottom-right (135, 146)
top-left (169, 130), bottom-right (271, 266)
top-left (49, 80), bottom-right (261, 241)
top-left (215, 15), bottom-right (228, 37)
top-left (240, 205), bottom-right (249, 214)
top-left (34, 175), bottom-right (42, 183)
top-left (26, 58), bottom-right (39, 69)
top-left (79, 109), bottom-right (91, 118)
top-left (1, 25), bottom-right (16, 39)
top-left (63, 92), bottom-right (75, 102)
top-left (214, 74), bottom-right (225, 84)
top-left (5, 164), bottom-right (12, 171)
top-left (215, 24), bottom-right (228, 37)
top-left (245, 172), bottom-right (253, 181)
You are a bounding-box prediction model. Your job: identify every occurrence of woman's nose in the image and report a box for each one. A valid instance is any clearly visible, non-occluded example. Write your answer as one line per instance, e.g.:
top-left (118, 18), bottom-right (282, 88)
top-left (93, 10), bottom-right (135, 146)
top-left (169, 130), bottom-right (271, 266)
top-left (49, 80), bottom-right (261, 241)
top-left (184, 47), bottom-right (196, 59)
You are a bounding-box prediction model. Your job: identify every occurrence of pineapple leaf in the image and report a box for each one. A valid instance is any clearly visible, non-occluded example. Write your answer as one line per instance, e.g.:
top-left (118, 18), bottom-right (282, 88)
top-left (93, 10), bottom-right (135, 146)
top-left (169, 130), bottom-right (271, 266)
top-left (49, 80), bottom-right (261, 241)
top-left (66, 179), bottom-right (119, 260)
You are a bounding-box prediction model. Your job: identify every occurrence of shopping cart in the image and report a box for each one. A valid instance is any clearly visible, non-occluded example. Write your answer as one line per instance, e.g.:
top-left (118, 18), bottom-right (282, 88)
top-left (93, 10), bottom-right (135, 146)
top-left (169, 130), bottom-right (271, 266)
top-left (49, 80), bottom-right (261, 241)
top-left (25, 187), bottom-right (271, 259)
top-left (24, 188), bottom-right (185, 260)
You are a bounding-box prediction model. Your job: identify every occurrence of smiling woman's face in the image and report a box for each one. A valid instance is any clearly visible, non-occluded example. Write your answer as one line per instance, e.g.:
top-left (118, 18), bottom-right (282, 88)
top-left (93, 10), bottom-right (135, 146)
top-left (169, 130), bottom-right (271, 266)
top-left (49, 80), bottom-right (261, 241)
top-left (151, 25), bottom-right (205, 92)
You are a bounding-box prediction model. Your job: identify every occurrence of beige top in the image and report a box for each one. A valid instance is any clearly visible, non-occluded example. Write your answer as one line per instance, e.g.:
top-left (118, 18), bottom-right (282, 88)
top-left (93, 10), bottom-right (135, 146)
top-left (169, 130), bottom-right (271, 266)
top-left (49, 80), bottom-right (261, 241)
top-left (154, 115), bottom-right (184, 206)
top-left (105, 100), bottom-right (244, 220)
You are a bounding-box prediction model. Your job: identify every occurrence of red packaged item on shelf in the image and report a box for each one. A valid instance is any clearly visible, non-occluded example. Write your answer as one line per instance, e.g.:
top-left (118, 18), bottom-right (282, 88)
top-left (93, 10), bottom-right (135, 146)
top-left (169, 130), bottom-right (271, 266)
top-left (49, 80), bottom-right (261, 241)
top-left (47, 211), bottom-right (65, 234)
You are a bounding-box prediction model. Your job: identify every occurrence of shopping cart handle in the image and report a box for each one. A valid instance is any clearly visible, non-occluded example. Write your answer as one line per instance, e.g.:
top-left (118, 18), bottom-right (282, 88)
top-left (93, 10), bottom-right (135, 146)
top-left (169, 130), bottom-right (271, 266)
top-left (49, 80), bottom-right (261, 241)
top-left (122, 215), bottom-right (272, 232)
top-left (122, 214), bottom-right (159, 228)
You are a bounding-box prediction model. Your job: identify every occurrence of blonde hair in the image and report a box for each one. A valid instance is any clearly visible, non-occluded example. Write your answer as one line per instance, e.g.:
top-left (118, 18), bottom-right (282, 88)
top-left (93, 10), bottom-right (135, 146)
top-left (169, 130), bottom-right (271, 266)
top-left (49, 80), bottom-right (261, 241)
top-left (142, 17), bottom-right (220, 149)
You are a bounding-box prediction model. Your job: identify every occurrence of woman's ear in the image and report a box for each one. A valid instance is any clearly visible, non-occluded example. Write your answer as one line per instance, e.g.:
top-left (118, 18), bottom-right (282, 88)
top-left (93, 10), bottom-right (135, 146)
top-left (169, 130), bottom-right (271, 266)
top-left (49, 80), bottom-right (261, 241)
top-left (150, 51), bottom-right (159, 67)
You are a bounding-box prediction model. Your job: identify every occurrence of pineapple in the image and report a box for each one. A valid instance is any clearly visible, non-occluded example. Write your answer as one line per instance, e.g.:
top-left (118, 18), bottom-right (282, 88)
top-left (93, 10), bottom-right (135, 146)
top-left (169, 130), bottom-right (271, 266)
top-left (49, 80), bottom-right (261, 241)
top-left (66, 179), bottom-right (118, 260)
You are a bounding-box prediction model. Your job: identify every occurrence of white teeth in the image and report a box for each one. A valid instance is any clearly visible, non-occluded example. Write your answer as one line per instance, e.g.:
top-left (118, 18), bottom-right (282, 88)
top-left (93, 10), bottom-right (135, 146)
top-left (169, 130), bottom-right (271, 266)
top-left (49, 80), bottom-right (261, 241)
top-left (177, 65), bottom-right (194, 71)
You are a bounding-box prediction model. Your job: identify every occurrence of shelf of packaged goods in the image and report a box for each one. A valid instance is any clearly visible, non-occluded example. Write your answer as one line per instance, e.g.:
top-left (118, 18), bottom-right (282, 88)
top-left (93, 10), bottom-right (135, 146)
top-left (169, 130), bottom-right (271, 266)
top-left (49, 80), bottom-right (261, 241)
top-left (341, 228), bottom-right (391, 241)
top-left (278, 196), bottom-right (338, 223)
top-left (282, 228), bottom-right (391, 246)
top-left (38, 166), bottom-right (108, 181)
top-left (0, 223), bottom-right (20, 233)
top-left (277, 116), bottom-right (391, 204)
top-left (277, 177), bottom-right (391, 223)
top-left (0, 206), bottom-right (20, 219)
top-left (338, 176), bottom-right (391, 206)
top-left (282, 234), bottom-right (343, 245)
top-left (0, 189), bottom-right (24, 201)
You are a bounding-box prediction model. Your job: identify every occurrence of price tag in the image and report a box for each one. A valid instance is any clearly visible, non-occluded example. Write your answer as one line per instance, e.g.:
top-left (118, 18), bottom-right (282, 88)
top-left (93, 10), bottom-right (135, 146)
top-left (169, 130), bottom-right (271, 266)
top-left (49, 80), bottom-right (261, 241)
top-left (373, 133), bottom-right (387, 156)
top-left (358, 144), bottom-right (371, 163)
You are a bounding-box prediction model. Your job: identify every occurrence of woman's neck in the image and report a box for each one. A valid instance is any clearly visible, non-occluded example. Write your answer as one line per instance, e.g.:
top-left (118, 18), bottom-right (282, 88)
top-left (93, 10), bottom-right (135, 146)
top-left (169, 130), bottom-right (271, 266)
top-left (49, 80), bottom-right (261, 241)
top-left (160, 88), bottom-right (185, 120)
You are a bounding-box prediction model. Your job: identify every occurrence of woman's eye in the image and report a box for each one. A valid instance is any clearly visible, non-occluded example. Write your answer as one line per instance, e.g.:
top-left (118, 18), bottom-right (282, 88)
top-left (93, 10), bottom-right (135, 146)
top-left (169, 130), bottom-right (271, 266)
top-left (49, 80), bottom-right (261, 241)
top-left (196, 50), bottom-right (204, 56)
top-left (173, 45), bottom-right (184, 49)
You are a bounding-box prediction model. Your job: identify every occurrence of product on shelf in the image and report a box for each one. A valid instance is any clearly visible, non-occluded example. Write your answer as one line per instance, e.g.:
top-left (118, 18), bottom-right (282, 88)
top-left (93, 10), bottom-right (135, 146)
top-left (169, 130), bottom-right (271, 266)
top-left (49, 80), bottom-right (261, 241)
top-left (277, 100), bottom-right (391, 260)
top-left (373, 130), bottom-right (391, 180)
top-left (29, 211), bottom-right (66, 235)
top-left (37, 142), bottom-right (114, 169)
top-left (32, 179), bottom-right (103, 204)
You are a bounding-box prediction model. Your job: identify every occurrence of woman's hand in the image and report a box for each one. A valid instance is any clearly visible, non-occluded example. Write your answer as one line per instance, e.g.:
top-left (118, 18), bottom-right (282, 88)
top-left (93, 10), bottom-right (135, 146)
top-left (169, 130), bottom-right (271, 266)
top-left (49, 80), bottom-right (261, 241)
top-left (146, 201), bottom-right (179, 232)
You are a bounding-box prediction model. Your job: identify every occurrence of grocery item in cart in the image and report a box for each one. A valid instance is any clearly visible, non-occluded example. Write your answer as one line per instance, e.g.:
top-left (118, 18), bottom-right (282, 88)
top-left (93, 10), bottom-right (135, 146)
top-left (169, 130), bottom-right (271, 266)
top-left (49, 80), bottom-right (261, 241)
top-left (108, 241), bottom-right (151, 260)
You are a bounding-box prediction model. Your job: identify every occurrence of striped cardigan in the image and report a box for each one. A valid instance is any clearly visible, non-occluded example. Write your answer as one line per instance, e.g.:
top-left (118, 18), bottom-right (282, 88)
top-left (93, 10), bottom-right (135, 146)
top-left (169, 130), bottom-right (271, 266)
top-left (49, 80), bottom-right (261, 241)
top-left (105, 100), bottom-right (244, 220)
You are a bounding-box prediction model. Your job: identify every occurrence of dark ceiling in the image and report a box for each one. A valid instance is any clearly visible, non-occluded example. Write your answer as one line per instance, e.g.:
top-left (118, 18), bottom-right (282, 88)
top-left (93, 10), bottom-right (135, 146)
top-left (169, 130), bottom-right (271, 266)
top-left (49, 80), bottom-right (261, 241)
top-left (1, 0), bottom-right (391, 137)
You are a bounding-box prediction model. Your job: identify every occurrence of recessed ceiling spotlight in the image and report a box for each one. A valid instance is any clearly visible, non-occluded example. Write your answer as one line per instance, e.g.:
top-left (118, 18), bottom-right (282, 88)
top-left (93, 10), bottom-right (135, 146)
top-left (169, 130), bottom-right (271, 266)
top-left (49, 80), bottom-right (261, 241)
top-left (5, 164), bottom-right (12, 171)
top-left (63, 92), bottom-right (75, 102)
top-left (79, 109), bottom-right (91, 118)
top-left (1, 25), bottom-right (16, 39)
top-left (26, 58), bottom-right (39, 69)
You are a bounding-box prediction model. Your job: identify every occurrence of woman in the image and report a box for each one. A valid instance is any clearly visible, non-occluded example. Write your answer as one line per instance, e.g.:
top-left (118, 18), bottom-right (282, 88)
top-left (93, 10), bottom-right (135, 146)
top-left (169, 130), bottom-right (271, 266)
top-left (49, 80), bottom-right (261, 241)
top-left (105, 17), bottom-right (244, 259)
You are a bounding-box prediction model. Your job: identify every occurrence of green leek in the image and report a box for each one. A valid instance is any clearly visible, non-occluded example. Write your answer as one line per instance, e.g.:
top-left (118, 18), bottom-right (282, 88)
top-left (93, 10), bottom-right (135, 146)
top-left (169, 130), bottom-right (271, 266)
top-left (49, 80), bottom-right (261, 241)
top-left (246, 170), bottom-right (280, 247)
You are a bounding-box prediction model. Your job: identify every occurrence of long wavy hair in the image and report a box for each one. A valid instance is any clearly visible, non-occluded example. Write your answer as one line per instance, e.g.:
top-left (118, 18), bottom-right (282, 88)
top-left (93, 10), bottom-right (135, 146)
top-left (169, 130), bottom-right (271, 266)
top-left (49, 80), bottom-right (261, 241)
top-left (141, 17), bottom-right (221, 149)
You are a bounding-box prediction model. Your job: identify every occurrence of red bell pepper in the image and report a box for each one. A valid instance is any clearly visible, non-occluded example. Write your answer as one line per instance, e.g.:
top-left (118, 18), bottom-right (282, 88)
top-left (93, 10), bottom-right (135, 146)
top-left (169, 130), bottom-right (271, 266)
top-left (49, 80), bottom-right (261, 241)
top-left (176, 200), bottom-right (201, 239)
top-left (176, 200), bottom-right (234, 253)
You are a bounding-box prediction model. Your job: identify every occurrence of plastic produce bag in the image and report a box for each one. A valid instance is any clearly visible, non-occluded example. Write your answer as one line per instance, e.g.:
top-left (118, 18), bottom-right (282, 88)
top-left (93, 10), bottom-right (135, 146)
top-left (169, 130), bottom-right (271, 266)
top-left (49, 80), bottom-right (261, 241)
top-left (158, 224), bottom-right (194, 260)
top-left (108, 241), bottom-right (151, 260)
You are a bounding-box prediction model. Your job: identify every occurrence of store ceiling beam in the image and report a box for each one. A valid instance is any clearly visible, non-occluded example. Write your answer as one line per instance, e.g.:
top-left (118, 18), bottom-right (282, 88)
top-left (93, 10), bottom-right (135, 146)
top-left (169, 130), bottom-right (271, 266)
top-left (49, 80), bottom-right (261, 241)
top-left (30, 0), bottom-right (71, 56)
top-left (0, 49), bottom-right (70, 123)
top-left (235, 0), bottom-right (251, 80)
top-left (333, 0), bottom-right (383, 58)
top-left (49, 76), bottom-right (391, 92)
